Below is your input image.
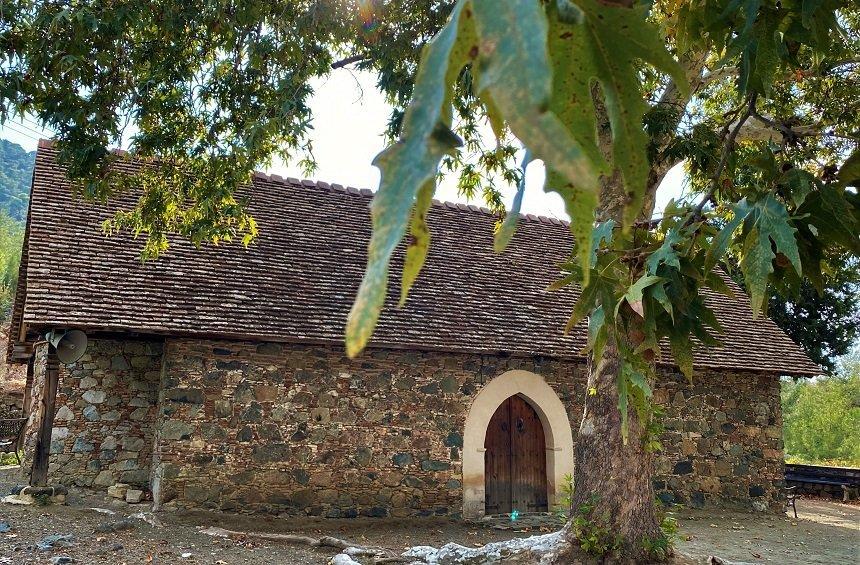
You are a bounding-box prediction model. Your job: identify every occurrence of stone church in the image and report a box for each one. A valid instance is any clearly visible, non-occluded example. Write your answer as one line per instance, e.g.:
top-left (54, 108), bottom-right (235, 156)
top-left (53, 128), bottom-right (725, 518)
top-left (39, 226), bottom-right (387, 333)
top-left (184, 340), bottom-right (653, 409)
top-left (6, 141), bottom-right (818, 519)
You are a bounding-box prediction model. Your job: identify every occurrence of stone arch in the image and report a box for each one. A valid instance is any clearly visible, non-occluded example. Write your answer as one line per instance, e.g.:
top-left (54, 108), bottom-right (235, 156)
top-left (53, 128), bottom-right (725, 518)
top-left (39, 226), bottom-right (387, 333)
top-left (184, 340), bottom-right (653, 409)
top-left (462, 370), bottom-right (575, 518)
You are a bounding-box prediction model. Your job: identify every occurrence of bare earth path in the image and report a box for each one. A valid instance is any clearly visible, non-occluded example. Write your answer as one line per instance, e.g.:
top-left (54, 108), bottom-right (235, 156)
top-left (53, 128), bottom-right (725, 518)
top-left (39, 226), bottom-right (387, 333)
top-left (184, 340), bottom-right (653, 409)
top-left (1, 467), bottom-right (858, 563)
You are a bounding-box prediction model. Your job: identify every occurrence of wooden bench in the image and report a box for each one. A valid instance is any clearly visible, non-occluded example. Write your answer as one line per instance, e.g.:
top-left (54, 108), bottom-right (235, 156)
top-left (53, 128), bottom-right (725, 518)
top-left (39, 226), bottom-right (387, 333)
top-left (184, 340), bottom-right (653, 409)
top-left (0, 417), bottom-right (27, 464)
top-left (785, 463), bottom-right (860, 504)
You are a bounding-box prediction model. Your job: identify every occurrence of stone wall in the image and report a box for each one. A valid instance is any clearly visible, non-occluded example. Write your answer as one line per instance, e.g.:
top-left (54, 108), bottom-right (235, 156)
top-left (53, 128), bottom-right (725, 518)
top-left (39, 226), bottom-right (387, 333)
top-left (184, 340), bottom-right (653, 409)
top-left (27, 335), bottom-right (785, 516)
top-left (653, 369), bottom-right (785, 512)
top-left (0, 387), bottom-right (24, 418)
top-left (23, 339), bottom-right (163, 488)
top-left (151, 338), bottom-right (785, 517)
top-left (151, 339), bottom-right (582, 518)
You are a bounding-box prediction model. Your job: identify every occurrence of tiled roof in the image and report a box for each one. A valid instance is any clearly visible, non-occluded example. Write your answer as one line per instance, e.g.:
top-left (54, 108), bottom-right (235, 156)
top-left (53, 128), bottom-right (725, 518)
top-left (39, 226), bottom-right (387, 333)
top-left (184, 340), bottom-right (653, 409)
top-left (7, 142), bottom-right (821, 375)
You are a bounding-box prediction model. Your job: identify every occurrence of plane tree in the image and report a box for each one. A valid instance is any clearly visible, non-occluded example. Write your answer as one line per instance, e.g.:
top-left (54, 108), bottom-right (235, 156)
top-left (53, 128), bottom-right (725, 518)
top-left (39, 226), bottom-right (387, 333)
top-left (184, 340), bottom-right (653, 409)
top-left (2, 0), bottom-right (859, 560)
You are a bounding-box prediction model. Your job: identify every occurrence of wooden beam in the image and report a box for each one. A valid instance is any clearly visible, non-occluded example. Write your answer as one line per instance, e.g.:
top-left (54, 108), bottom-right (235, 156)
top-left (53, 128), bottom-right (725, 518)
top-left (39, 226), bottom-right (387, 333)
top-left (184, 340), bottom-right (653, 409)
top-left (30, 350), bottom-right (59, 487)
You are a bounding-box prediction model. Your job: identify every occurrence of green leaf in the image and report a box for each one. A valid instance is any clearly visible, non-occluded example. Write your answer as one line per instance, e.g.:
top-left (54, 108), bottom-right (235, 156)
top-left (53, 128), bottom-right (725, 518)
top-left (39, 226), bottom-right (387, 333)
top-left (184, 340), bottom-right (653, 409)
top-left (756, 194), bottom-right (802, 276)
top-left (740, 225), bottom-right (774, 316)
top-left (645, 227), bottom-right (682, 275)
top-left (494, 150), bottom-right (532, 252)
top-left (571, 0), bottom-right (689, 228)
top-left (586, 305), bottom-right (608, 360)
top-left (649, 280), bottom-right (674, 322)
top-left (345, 1), bottom-right (472, 357)
top-left (780, 168), bottom-right (815, 208)
top-left (707, 198), bottom-right (752, 272)
top-left (617, 367), bottom-right (629, 444)
top-left (590, 219), bottom-right (615, 265)
top-left (704, 270), bottom-right (735, 298)
top-left (543, 2), bottom-right (610, 279)
top-left (669, 329), bottom-right (694, 381)
top-left (400, 179), bottom-right (435, 306)
top-left (627, 366), bottom-right (652, 398)
top-left (618, 275), bottom-right (664, 318)
top-left (837, 149), bottom-right (860, 187)
top-left (471, 0), bottom-right (602, 277)
top-left (565, 279), bottom-right (599, 334)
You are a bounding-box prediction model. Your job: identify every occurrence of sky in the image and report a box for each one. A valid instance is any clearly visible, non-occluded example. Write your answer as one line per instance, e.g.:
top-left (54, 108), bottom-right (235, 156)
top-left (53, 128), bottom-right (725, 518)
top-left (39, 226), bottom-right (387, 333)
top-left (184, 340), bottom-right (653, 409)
top-left (0, 68), bottom-right (688, 220)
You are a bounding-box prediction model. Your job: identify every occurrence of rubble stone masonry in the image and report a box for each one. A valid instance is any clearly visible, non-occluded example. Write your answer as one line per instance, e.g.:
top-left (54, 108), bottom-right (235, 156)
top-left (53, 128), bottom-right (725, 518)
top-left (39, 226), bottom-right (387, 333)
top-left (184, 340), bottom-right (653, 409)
top-left (23, 339), bottom-right (163, 488)
top-left (29, 337), bottom-right (785, 516)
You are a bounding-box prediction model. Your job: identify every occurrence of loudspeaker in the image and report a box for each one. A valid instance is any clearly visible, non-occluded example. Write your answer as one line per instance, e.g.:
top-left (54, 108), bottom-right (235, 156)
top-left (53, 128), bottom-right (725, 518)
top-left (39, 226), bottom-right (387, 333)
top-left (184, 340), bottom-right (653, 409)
top-left (45, 329), bottom-right (88, 364)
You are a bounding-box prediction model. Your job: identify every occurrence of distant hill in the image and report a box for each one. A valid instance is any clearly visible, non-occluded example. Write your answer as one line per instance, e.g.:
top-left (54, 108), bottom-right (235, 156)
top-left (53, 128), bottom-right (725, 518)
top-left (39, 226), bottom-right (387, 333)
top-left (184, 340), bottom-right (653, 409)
top-left (0, 138), bottom-right (35, 221)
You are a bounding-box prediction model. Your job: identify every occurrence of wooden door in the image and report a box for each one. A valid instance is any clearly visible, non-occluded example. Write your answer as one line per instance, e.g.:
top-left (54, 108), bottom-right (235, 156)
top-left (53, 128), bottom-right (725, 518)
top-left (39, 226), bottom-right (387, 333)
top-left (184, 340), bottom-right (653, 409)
top-left (484, 394), bottom-right (548, 514)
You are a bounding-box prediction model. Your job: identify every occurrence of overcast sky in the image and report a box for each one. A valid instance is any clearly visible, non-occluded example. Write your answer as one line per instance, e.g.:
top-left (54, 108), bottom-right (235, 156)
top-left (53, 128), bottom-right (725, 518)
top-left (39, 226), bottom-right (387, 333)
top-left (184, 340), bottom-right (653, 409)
top-left (0, 68), bottom-right (688, 219)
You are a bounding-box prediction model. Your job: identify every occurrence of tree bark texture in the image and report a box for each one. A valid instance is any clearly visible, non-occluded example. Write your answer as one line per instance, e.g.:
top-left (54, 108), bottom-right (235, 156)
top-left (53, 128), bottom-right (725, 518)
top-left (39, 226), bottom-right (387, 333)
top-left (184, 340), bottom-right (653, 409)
top-left (568, 340), bottom-right (662, 559)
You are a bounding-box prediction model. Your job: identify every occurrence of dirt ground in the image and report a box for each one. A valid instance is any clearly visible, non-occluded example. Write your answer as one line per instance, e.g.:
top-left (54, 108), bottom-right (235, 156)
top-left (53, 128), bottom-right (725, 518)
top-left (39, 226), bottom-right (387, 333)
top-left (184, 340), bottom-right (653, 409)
top-left (1, 466), bottom-right (857, 564)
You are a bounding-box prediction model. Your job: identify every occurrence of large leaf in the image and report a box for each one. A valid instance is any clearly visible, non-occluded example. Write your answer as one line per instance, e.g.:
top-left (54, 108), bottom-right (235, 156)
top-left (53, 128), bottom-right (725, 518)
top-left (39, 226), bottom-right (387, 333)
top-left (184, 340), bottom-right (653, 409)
top-left (570, 0), bottom-right (689, 228)
top-left (645, 227), bottom-right (682, 275)
top-left (838, 149), bottom-right (860, 187)
top-left (494, 150), bottom-right (532, 252)
top-left (345, 1), bottom-right (472, 357)
top-left (756, 194), bottom-right (802, 276)
top-left (740, 226), bottom-right (774, 316)
top-left (618, 275), bottom-right (664, 318)
top-left (400, 179), bottom-right (435, 305)
top-left (544, 2), bottom-right (608, 280)
top-left (565, 278), bottom-right (600, 333)
top-left (471, 0), bottom-right (602, 262)
top-left (669, 328), bottom-right (694, 381)
top-left (706, 198), bottom-right (752, 272)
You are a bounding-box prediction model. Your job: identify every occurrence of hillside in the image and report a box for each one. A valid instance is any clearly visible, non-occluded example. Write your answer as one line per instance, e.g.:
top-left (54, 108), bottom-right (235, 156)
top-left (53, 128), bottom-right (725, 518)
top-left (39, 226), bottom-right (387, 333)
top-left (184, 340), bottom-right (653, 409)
top-left (0, 138), bottom-right (35, 221)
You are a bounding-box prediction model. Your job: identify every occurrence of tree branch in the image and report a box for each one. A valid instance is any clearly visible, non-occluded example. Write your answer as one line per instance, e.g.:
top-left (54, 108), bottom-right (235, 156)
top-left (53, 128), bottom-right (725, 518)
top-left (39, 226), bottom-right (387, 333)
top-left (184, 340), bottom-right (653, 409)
top-left (331, 54), bottom-right (368, 69)
top-left (691, 93), bottom-right (759, 220)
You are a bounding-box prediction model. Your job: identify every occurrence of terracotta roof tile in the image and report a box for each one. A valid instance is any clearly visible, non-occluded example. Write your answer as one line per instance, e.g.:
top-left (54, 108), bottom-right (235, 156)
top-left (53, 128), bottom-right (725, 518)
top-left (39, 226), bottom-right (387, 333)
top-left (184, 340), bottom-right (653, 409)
top-left (7, 145), bottom-right (820, 375)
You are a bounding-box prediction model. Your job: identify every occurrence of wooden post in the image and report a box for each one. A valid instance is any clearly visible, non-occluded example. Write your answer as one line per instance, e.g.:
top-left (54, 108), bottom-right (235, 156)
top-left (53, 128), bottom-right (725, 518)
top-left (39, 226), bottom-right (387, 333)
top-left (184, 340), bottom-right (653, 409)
top-left (30, 349), bottom-right (59, 487)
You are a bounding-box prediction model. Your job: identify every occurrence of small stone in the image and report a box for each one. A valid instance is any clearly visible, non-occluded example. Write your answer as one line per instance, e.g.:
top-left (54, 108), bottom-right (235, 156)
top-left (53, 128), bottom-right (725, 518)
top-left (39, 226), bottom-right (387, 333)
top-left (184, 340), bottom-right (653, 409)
top-left (392, 453), bottom-right (413, 467)
top-left (111, 355), bottom-right (130, 370)
top-left (94, 471), bottom-right (115, 486)
top-left (122, 436), bottom-right (145, 451)
top-left (0, 522), bottom-right (10, 533)
top-left (37, 534), bottom-right (75, 551)
top-left (79, 376), bottom-right (98, 389)
top-left (107, 483), bottom-right (130, 499)
top-left (673, 460), bottom-right (693, 475)
top-left (240, 402), bottom-right (263, 422)
top-left (355, 447), bottom-right (373, 465)
top-left (72, 438), bottom-right (95, 453)
top-left (443, 431), bottom-right (463, 448)
top-left (161, 420), bottom-right (193, 441)
top-left (82, 390), bottom-right (106, 404)
top-left (420, 459), bottom-right (450, 472)
top-left (51, 556), bottom-right (75, 564)
top-left (440, 375), bottom-right (458, 393)
top-left (309, 407), bottom-right (330, 424)
top-left (125, 489), bottom-right (144, 504)
top-left (82, 405), bottom-right (100, 421)
top-left (95, 519), bottom-right (136, 533)
top-left (54, 406), bottom-right (75, 421)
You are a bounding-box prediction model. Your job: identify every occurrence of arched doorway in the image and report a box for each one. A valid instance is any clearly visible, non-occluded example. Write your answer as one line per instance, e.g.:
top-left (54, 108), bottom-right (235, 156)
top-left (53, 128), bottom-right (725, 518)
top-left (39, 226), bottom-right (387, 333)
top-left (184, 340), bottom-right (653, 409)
top-left (461, 370), bottom-right (574, 519)
top-left (484, 394), bottom-right (548, 514)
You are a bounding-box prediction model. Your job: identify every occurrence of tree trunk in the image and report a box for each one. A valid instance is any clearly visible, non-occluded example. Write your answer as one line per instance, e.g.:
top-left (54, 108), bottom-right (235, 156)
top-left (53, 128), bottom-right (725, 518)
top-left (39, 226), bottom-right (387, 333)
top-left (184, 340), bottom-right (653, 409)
top-left (567, 340), bottom-right (661, 560)
top-left (553, 94), bottom-right (664, 558)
